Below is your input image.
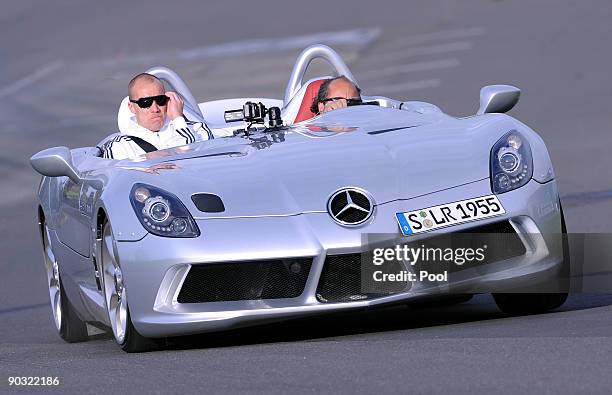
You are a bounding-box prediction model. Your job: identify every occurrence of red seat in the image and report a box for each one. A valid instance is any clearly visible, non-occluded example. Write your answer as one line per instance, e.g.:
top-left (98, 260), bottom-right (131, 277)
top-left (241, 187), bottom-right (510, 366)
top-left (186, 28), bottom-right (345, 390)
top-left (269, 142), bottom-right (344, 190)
top-left (293, 79), bottom-right (325, 123)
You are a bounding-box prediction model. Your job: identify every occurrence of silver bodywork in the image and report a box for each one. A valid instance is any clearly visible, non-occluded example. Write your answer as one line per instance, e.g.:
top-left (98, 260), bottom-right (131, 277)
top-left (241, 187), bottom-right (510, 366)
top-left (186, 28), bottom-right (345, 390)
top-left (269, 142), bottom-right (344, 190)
top-left (32, 45), bottom-right (563, 339)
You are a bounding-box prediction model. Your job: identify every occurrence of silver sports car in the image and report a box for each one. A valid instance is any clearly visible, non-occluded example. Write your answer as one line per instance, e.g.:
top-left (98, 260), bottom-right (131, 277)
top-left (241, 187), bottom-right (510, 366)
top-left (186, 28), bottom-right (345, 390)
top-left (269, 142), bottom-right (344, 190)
top-left (31, 45), bottom-right (569, 352)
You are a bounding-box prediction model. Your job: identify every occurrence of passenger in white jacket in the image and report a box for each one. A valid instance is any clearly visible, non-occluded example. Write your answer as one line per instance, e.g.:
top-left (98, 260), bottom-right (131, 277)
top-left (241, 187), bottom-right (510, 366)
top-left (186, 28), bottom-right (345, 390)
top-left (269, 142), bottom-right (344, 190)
top-left (102, 73), bottom-right (210, 160)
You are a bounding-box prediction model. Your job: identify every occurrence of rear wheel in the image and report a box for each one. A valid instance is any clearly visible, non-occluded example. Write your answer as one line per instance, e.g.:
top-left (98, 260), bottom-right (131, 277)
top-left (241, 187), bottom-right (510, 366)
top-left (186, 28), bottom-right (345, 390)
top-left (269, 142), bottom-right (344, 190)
top-left (493, 205), bottom-right (569, 315)
top-left (100, 221), bottom-right (159, 352)
top-left (42, 222), bottom-right (88, 342)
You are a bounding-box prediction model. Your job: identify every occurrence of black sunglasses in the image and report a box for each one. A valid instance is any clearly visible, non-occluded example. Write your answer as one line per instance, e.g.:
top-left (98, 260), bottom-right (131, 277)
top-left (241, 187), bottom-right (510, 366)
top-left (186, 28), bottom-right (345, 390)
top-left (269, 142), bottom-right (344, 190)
top-left (320, 97), bottom-right (363, 106)
top-left (130, 95), bottom-right (169, 108)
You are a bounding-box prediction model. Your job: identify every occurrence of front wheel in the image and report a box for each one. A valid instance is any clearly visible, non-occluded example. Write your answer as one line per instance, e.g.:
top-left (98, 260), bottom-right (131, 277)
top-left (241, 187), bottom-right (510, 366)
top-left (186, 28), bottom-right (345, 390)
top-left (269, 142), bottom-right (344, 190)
top-left (42, 222), bottom-right (88, 342)
top-left (100, 221), bottom-right (159, 352)
top-left (493, 293), bottom-right (568, 315)
top-left (493, 204), bottom-right (569, 315)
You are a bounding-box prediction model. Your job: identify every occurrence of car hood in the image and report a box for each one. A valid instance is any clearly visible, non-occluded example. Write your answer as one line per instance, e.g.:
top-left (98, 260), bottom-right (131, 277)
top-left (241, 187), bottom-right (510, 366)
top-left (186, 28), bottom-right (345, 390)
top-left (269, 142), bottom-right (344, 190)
top-left (119, 106), bottom-right (508, 217)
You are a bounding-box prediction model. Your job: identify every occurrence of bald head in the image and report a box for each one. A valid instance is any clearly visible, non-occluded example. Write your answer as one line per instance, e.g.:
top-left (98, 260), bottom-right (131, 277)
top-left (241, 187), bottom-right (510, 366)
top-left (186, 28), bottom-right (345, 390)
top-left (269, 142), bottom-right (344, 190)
top-left (128, 73), bottom-right (164, 99)
top-left (127, 73), bottom-right (168, 131)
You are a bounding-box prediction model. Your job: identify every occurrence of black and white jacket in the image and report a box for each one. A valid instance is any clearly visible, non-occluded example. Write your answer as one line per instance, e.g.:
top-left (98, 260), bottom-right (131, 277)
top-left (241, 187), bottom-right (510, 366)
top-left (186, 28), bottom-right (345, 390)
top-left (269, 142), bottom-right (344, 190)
top-left (102, 116), bottom-right (211, 160)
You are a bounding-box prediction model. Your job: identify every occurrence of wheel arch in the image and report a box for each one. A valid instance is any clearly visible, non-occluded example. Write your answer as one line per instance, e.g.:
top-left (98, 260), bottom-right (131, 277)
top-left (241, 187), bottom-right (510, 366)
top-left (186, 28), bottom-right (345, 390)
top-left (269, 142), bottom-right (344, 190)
top-left (93, 189), bottom-right (148, 241)
top-left (37, 205), bottom-right (46, 241)
top-left (96, 207), bottom-right (108, 241)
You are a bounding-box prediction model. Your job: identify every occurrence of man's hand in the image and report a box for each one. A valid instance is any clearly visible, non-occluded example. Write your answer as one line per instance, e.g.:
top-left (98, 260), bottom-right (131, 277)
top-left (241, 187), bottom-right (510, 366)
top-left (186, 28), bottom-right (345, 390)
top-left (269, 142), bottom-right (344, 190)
top-left (320, 98), bottom-right (348, 114)
top-left (166, 91), bottom-right (184, 120)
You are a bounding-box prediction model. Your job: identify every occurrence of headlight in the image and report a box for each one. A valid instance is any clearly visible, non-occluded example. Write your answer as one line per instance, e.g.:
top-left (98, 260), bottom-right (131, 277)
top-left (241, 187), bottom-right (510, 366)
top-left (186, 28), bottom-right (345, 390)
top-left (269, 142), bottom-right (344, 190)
top-left (129, 183), bottom-right (200, 238)
top-left (490, 131), bottom-right (533, 194)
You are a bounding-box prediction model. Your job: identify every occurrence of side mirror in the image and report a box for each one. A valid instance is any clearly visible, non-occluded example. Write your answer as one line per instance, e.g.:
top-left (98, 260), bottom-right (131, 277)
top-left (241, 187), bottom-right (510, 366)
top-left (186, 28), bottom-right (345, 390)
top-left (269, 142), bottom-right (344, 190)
top-left (477, 85), bottom-right (520, 115)
top-left (30, 146), bottom-right (81, 184)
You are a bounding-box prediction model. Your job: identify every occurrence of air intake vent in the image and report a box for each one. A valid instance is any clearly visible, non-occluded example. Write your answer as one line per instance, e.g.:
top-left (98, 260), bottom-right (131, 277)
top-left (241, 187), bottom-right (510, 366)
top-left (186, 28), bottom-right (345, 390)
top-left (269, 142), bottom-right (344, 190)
top-left (191, 193), bottom-right (225, 213)
top-left (410, 220), bottom-right (526, 275)
top-left (177, 258), bottom-right (312, 303)
top-left (316, 253), bottom-right (408, 303)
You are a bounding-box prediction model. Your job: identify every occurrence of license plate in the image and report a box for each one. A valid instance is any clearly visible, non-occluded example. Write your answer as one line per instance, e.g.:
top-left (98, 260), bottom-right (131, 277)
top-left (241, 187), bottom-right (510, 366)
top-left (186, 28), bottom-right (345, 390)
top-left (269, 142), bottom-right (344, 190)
top-left (395, 195), bottom-right (506, 236)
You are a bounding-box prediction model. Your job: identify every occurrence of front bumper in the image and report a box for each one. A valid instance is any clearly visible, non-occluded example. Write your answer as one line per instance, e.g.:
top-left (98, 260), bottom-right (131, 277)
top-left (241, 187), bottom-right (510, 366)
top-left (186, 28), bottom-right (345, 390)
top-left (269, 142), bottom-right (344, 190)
top-left (116, 178), bottom-right (563, 337)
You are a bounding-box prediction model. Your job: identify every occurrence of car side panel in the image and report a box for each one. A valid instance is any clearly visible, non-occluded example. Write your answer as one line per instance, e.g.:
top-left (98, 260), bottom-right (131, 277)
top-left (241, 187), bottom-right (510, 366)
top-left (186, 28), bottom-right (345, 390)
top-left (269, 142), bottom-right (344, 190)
top-left (53, 177), bottom-right (91, 257)
top-left (48, 228), bottom-right (104, 323)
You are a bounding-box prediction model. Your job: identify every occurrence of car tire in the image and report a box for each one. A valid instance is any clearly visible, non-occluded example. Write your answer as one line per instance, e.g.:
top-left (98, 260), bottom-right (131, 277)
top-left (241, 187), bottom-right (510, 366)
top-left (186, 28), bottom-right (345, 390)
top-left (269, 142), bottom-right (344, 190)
top-left (120, 309), bottom-right (161, 353)
top-left (100, 220), bottom-right (160, 353)
top-left (492, 293), bottom-right (568, 315)
top-left (58, 277), bottom-right (89, 342)
top-left (411, 294), bottom-right (474, 308)
top-left (437, 294), bottom-right (474, 305)
top-left (42, 221), bottom-right (88, 342)
top-left (493, 203), bottom-right (569, 315)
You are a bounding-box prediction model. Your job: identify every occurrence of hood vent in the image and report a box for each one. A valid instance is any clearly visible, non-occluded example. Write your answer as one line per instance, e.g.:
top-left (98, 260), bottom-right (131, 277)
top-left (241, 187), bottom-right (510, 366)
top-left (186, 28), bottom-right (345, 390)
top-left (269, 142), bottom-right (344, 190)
top-left (191, 193), bottom-right (225, 213)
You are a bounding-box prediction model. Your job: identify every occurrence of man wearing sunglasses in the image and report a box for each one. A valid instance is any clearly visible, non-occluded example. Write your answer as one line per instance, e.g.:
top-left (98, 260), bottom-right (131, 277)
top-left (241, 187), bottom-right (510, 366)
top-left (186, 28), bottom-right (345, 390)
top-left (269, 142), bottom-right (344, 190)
top-left (103, 73), bottom-right (210, 160)
top-left (310, 75), bottom-right (362, 115)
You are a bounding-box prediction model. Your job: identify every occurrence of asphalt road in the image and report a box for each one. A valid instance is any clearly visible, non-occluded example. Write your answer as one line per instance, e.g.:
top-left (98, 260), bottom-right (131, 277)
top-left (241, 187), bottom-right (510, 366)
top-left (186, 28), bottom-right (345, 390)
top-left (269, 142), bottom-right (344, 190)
top-left (1, 1), bottom-right (611, 393)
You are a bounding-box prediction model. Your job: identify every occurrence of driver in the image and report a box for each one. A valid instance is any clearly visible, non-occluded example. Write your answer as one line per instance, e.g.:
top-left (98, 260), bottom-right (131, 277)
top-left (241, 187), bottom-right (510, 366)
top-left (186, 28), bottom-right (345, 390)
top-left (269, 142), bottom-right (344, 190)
top-left (102, 73), bottom-right (211, 160)
top-left (310, 75), bottom-right (362, 115)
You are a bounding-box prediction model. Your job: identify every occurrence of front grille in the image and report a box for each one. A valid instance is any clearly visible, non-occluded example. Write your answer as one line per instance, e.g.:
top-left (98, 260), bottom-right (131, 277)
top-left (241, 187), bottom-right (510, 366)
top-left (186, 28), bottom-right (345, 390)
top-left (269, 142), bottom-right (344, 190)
top-left (177, 258), bottom-right (312, 303)
top-left (316, 254), bottom-right (409, 303)
top-left (316, 220), bottom-right (526, 303)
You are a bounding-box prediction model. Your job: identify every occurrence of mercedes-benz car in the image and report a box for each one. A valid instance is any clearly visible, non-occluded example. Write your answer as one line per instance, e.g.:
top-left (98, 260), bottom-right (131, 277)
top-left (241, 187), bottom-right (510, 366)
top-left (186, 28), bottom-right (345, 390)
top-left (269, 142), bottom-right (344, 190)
top-left (30, 44), bottom-right (569, 352)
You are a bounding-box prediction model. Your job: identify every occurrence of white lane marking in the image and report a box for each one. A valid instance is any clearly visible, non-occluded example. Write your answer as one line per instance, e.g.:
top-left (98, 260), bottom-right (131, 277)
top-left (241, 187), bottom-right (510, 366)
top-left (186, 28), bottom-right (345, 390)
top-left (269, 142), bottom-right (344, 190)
top-left (371, 79), bottom-right (441, 95)
top-left (358, 58), bottom-right (460, 80)
top-left (179, 28), bottom-right (381, 60)
top-left (403, 41), bottom-right (473, 55)
top-left (392, 27), bottom-right (485, 47)
top-left (190, 54), bottom-right (365, 91)
top-left (361, 41), bottom-right (473, 65)
top-left (0, 61), bottom-right (63, 99)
